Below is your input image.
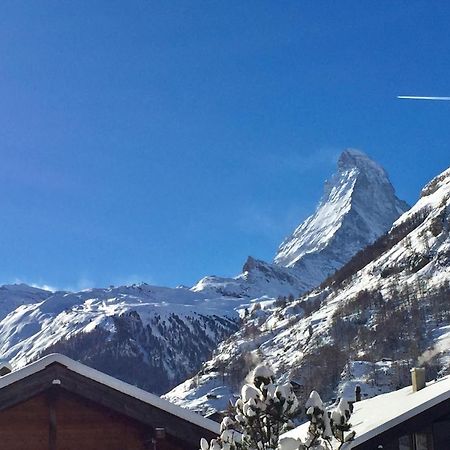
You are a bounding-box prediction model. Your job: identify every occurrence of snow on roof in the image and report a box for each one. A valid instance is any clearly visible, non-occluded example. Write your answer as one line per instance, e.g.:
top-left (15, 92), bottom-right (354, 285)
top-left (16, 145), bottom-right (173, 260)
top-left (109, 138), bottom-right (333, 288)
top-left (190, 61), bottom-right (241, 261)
top-left (283, 375), bottom-right (450, 449)
top-left (0, 353), bottom-right (219, 435)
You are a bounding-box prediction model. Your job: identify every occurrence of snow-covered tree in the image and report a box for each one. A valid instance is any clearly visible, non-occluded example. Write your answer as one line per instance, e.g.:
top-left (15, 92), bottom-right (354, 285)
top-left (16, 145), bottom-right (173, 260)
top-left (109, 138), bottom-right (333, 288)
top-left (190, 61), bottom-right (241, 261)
top-left (200, 364), bottom-right (299, 450)
top-left (279, 392), bottom-right (355, 450)
top-left (329, 398), bottom-right (355, 447)
top-left (303, 391), bottom-right (333, 448)
top-left (200, 367), bottom-right (354, 450)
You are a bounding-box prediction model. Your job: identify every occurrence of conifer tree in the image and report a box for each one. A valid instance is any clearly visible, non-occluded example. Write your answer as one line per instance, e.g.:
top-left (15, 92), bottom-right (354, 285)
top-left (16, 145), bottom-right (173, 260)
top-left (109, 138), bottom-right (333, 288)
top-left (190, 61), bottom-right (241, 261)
top-left (200, 366), bottom-right (355, 450)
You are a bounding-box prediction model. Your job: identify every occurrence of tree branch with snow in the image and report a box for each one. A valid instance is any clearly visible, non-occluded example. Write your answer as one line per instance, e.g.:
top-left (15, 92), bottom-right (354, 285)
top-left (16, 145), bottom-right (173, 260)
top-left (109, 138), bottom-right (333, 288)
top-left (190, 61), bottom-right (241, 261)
top-left (200, 365), bottom-right (355, 450)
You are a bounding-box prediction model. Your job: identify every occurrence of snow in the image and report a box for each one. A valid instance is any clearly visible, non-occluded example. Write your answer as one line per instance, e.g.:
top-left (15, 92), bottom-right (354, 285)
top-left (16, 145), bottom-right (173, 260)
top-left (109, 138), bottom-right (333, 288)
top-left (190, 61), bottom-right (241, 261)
top-left (0, 353), bottom-right (220, 434)
top-left (283, 374), bottom-right (450, 449)
top-left (305, 390), bottom-right (324, 409)
top-left (163, 372), bottom-right (236, 416)
top-left (0, 253), bottom-right (317, 370)
top-left (0, 153), bottom-right (447, 437)
top-left (394, 166), bottom-right (450, 228)
top-left (337, 360), bottom-right (402, 402)
top-left (278, 436), bottom-right (303, 450)
top-left (241, 384), bottom-right (260, 402)
top-left (252, 364), bottom-right (275, 380)
top-left (331, 398), bottom-right (351, 425)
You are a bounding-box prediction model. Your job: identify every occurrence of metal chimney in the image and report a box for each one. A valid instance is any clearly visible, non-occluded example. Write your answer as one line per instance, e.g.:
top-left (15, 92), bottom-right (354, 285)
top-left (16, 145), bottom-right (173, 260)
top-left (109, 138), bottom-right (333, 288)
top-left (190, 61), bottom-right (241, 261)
top-left (411, 367), bottom-right (426, 392)
top-left (355, 385), bottom-right (361, 402)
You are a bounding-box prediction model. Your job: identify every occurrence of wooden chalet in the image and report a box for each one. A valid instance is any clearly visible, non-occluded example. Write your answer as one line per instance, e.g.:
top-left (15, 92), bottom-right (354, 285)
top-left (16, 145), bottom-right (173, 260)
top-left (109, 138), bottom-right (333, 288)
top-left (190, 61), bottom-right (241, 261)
top-left (0, 353), bottom-right (219, 450)
top-left (283, 368), bottom-right (450, 449)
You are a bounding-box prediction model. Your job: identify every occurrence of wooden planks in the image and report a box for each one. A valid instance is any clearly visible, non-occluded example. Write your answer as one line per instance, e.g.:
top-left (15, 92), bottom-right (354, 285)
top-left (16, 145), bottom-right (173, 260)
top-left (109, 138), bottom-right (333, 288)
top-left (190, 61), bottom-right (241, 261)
top-left (0, 393), bottom-right (48, 450)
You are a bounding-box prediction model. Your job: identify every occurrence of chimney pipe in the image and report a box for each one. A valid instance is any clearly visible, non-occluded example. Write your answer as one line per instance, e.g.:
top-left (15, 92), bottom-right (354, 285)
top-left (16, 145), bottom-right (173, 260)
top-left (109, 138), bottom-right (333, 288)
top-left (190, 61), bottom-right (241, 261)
top-left (411, 367), bottom-right (426, 392)
top-left (355, 385), bottom-right (361, 402)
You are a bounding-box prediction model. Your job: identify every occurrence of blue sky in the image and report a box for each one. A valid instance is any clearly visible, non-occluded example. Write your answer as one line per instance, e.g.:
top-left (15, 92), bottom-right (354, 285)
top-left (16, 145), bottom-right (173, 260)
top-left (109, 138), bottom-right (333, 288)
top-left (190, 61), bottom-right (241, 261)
top-left (0, 1), bottom-right (449, 290)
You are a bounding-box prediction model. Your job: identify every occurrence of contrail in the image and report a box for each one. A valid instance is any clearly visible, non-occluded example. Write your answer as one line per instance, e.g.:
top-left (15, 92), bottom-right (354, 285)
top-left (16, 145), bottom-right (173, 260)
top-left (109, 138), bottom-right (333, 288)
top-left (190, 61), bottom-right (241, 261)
top-left (398, 95), bottom-right (450, 101)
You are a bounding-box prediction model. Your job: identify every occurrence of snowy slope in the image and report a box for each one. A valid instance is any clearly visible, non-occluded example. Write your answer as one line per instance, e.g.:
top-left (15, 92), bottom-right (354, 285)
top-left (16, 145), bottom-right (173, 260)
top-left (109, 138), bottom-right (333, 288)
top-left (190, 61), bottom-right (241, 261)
top-left (274, 149), bottom-right (409, 288)
top-left (165, 165), bottom-right (450, 414)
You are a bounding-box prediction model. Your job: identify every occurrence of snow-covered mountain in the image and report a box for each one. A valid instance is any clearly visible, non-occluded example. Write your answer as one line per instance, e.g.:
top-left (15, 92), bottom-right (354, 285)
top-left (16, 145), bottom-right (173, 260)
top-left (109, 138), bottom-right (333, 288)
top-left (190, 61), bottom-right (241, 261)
top-left (192, 257), bottom-right (309, 299)
top-left (0, 149), bottom-right (411, 397)
top-left (0, 283), bottom-right (243, 393)
top-left (274, 149), bottom-right (409, 288)
top-left (165, 165), bottom-right (450, 414)
top-left (0, 284), bottom-right (51, 317)
top-left (193, 149), bottom-right (409, 299)
top-left (0, 261), bottom-right (309, 394)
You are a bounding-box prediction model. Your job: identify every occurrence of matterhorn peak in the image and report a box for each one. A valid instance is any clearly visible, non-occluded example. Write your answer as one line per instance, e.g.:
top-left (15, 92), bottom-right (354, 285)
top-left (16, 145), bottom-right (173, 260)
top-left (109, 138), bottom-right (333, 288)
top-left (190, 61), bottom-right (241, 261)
top-left (274, 149), bottom-right (409, 289)
top-left (338, 148), bottom-right (387, 176)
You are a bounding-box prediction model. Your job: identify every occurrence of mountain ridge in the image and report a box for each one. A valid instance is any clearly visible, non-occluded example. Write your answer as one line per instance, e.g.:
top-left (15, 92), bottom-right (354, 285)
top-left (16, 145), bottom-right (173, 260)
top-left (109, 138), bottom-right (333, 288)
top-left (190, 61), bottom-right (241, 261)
top-left (165, 164), bottom-right (450, 414)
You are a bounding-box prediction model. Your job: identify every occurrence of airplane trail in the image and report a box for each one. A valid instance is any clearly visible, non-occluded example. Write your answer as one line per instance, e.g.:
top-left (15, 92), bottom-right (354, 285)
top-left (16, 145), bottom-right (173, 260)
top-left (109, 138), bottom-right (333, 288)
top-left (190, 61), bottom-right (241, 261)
top-left (398, 96), bottom-right (450, 101)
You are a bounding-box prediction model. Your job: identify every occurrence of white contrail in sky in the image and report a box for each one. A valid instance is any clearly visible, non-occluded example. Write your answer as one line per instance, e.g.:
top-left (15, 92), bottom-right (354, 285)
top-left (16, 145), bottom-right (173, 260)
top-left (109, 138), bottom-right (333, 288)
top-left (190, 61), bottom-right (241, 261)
top-left (398, 95), bottom-right (450, 101)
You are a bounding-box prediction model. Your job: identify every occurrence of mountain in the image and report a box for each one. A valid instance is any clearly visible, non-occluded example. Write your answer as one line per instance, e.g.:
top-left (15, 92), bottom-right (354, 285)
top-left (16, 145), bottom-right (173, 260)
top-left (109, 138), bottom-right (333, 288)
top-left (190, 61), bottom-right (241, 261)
top-left (0, 283), bottom-right (242, 394)
top-left (0, 284), bottom-right (52, 317)
top-left (0, 149), bottom-right (410, 398)
top-left (191, 257), bottom-right (309, 299)
top-left (165, 165), bottom-right (450, 415)
top-left (274, 149), bottom-right (410, 288)
top-left (195, 149), bottom-right (409, 299)
top-left (0, 263), bottom-right (308, 394)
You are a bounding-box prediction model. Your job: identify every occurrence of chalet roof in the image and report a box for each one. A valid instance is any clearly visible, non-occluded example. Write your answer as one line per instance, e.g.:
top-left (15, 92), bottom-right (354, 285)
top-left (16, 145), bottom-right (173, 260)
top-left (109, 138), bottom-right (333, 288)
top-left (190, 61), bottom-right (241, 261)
top-left (1, 353), bottom-right (219, 435)
top-left (282, 374), bottom-right (450, 449)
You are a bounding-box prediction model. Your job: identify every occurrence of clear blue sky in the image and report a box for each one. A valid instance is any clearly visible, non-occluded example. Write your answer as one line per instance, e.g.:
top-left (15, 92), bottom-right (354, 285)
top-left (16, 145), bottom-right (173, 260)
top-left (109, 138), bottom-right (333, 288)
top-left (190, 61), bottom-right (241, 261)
top-left (0, 1), bottom-right (449, 290)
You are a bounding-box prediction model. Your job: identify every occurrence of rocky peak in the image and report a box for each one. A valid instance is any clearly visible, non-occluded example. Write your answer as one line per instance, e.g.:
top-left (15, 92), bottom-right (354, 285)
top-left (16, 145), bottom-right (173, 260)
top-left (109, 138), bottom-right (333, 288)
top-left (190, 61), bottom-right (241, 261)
top-left (338, 148), bottom-right (387, 176)
top-left (274, 149), bottom-right (409, 289)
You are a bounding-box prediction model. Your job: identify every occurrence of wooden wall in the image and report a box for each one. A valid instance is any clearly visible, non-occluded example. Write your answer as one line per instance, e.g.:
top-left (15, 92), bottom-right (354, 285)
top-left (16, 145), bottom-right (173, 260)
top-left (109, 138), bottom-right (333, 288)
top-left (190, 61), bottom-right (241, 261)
top-left (0, 394), bottom-right (48, 450)
top-left (0, 390), bottom-right (185, 450)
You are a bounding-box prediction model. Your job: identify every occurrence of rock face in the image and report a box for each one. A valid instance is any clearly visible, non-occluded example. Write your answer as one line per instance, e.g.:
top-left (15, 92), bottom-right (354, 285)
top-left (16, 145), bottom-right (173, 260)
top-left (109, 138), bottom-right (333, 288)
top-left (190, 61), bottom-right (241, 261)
top-left (274, 149), bottom-right (409, 289)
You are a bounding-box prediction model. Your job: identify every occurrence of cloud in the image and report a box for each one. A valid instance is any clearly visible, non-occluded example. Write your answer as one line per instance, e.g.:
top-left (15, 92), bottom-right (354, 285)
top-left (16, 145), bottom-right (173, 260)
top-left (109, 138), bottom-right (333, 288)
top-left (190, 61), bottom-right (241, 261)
top-left (30, 283), bottom-right (58, 292)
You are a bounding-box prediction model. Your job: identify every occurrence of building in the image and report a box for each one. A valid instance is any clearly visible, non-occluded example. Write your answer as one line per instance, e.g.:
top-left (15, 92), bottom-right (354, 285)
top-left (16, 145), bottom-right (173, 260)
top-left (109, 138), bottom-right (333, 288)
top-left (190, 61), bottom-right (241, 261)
top-left (0, 353), bottom-right (219, 450)
top-left (283, 368), bottom-right (450, 449)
